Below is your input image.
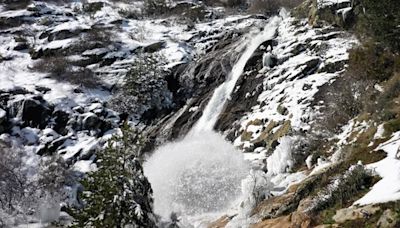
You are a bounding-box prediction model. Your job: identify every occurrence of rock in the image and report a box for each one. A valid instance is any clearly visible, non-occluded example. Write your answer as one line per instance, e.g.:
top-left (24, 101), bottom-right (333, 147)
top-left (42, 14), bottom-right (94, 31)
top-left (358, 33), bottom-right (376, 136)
top-left (82, 113), bottom-right (101, 130)
top-left (37, 135), bottom-right (69, 156)
top-left (35, 85), bottom-right (51, 93)
top-left (48, 29), bottom-right (86, 42)
top-left (333, 205), bottom-right (381, 224)
top-left (22, 98), bottom-right (52, 128)
top-left (52, 110), bottom-right (70, 135)
top-left (142, 41), bottom-right (166, 53)
top-left (277, 104), bottom-right (289, 116)
top-left (377, 209), bottom-right (399, 228)
top-left (208, 215), bottom-right (231, 228)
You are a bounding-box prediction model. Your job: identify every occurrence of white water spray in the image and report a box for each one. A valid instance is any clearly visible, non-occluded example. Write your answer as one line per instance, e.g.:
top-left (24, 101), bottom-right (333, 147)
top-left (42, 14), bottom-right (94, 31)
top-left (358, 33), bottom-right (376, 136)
top-left (144, 132), bottom-right (249, 221)
top-left (144, 15), bottom-right (284, 226)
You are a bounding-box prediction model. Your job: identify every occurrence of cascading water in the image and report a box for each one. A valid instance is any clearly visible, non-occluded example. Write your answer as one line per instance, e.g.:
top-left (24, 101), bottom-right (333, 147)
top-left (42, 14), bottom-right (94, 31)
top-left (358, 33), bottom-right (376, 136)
top-left (144, 15), bottom-right (283, 227)
top-left (191, 16), bottom-right (281, 133)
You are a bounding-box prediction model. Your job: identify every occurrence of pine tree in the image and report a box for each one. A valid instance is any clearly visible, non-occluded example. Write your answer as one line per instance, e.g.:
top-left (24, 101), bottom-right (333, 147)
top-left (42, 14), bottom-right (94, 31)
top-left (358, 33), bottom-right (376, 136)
top-left (70, 125), bottom-right (156, 228)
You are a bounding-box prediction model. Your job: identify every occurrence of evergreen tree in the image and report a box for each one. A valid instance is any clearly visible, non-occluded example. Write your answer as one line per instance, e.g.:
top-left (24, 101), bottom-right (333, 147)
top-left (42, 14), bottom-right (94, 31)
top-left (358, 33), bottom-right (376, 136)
top-left (70, 126), bottom-right (156, 228)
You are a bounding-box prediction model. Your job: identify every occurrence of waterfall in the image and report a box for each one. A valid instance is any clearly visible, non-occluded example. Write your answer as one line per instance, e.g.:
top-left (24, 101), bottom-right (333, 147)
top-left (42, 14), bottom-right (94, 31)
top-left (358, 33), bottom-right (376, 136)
top-left (144, 15), bottom-right (283, 227)
top-left (191, 16), bottom-right (281, 133)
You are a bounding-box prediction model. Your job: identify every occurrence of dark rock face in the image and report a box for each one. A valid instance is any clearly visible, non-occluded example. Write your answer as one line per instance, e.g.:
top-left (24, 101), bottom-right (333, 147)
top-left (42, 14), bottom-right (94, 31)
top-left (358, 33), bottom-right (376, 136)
top-left (8, 96), bottom-right (53, 129)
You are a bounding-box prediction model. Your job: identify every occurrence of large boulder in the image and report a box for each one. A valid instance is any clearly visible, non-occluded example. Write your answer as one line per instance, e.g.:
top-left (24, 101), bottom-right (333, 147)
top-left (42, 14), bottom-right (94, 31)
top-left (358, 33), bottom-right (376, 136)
top-left (8, 96), bottom-right (53, 129)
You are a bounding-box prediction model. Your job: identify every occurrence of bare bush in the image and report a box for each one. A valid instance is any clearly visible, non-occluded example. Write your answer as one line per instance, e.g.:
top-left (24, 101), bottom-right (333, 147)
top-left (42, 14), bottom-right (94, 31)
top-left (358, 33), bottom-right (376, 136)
top-left (0, 142), bottom-right (72, 225)
top-left (312, 75), bottom-right (370, 135)
top-left (32, 57), bottom-right (99, 88)
top-left (143, 0), bottom-right (169, 16)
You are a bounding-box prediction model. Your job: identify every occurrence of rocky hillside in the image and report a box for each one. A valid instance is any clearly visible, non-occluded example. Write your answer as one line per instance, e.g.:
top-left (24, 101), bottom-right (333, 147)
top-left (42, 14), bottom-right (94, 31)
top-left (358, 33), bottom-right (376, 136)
top-left (0, 0), bottom-right (400, 227)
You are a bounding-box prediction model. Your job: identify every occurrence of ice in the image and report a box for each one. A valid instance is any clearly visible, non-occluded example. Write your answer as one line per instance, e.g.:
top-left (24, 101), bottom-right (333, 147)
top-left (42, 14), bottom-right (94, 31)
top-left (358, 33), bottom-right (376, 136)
top-left (266, 136), bottom-right (294, 175)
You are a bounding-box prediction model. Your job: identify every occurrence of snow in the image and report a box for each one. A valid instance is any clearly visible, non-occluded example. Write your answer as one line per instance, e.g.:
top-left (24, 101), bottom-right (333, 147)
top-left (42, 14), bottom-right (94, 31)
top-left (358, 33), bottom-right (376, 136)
top-left (0, 108), bottom-right (5, 119)
top-left (59, 133), bottom-right (99, 161)
top-left (355, 132), bottom-right (400, 205)
top-left (234, 16), bottom-right (357, 152)
top-left (73, 160), bottom-right (96, 173)
top-left (318, 0), bottom-right (351, 8)
top-left (373, 124), bottom-right (385, 140)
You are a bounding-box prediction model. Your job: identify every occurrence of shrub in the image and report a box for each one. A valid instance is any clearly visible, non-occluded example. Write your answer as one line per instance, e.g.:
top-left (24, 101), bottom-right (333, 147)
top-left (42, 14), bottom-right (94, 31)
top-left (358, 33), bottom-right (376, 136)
top-left (309, 165), bottom-right (373, 212)
top-left (347, 42), bottom-right (399, 82)
top-left (70, 27), bottom-right (114, 53)
top-left (248, 0), bottom-right (303, 14)
top-left (32, 57), bottom-right (99, 88)
top-left (143, 0), bottom-right (169, 16)
top-left (357, 0), bottom-right (400, 51)
top-left (224, 0), bottom-right (247, 8)
top-left (312, 76), bottom-right (366, 135)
